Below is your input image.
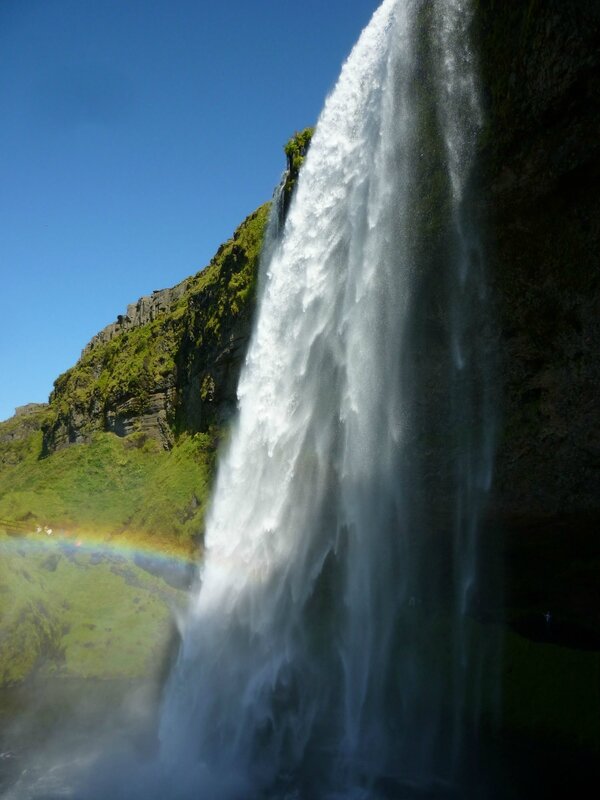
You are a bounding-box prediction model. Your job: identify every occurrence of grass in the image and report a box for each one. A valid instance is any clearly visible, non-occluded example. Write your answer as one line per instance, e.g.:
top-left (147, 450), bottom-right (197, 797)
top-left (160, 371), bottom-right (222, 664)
top-left (0, 534), bottom-right (188, 686)
top-left (0, 408), bottom-right (50, 473)
top-left (499, 627), bottom-right (600, 753)
top-left (388, 610), bottom-right (600, 754)
top-left (0, 429), bottom-right (220, 553)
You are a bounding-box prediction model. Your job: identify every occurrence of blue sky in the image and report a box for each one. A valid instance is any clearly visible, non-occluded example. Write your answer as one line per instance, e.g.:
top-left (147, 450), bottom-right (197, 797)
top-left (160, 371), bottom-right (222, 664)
top-left (0, 0), bottom-right (380, 422)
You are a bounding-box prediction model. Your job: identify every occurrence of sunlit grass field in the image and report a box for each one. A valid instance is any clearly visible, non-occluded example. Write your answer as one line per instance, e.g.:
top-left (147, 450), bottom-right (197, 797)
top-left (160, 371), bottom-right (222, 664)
top-left (0, 533), bottom-right (190, 686)
top-left (0, 427), bottom-right (220, 553)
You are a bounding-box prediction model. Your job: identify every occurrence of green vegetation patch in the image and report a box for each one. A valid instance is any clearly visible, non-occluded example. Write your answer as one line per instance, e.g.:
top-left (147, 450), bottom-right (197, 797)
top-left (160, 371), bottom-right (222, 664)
top-left (0, 408), bottom-right (50, 473)
top-left (499, 628), bottom-right (600, 753)
top-left (177, 202), bottom-right (270, 342)
top-left (0, 430), bottom-right (216, 546)
top-left (0, 535), bottom-right (187, 685)
top-left (388, 611), bottom-right (600, 755)
top-left (53, 316), bottom-right (179, 416)
top-left (284, 127), bottom-right (314, 175)
top-left (283, 128), bottom-right (314, 204)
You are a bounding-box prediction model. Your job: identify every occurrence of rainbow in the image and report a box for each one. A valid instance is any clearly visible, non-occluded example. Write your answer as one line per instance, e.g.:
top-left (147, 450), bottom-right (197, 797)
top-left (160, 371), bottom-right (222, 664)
top-left (0, 527), bottom-right (197, 572)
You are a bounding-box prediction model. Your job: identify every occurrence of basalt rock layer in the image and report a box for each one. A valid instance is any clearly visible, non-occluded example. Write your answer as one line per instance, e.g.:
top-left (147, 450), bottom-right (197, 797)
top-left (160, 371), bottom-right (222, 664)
top-left (41, 204), bottom-right (270, 454)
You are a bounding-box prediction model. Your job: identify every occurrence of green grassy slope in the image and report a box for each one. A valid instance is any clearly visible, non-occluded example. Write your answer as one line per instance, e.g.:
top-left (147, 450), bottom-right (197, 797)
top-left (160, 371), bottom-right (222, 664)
top-left (0, 429), bottom-right (218, 550)
top-left (0, 407), bottom-right (50, 472)
top-left (0, 534), bottom-right (187, 687)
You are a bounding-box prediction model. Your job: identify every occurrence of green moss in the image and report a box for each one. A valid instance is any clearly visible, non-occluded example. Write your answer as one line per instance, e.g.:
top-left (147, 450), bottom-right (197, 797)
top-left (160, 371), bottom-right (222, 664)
top-left (48, 317), bottom-right (179, 428)
top-left (283, 128), bottom-right (314, 206)
top-left (284, 127), bottom-right (314, 175)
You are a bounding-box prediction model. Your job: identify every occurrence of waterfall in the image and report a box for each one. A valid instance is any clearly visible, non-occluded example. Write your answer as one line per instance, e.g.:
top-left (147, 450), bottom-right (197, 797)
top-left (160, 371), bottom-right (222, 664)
top-left (156, 0), bottom-right (493, 797)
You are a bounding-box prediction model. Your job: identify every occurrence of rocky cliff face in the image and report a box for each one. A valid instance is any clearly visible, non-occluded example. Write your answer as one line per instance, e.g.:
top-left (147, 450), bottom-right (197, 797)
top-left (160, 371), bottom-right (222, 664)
top-left (476, 0), bottom-right (600, 523)
top-left (82, 280), bottom-right (191, 356)
top-left (469, 5), bottom-right (600, 737)
top-left (42, 205), bottom-right (270, 453)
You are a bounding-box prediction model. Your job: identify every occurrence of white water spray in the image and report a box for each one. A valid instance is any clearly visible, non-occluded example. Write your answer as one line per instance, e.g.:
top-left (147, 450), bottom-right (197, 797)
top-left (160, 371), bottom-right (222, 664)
top-left (157, 1), bottom-right (493, 796)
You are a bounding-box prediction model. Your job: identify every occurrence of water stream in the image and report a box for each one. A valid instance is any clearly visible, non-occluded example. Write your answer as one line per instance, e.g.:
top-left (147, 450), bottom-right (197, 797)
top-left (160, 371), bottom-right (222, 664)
top-left (155, 1), bottom-right (495, 797)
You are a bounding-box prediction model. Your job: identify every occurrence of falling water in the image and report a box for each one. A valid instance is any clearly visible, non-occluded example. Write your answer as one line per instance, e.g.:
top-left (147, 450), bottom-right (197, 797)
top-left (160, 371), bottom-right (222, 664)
top-left (157, 0), bottom-right (494, 797)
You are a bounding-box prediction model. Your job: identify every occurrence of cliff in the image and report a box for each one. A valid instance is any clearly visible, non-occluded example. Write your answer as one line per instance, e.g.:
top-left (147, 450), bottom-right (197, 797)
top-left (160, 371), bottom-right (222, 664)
top-left (82, 279), bottom-right (191, 356)
top-left (0, 405), bottom-right (49, 471)
top-left (42, 204), bottom-right (269, 453)
top-left (471, 2), bottom-right (600, 766)
top-left (471, 0), bottom-right (600, 651)
top-left (477, 0), bottom-right (600, 520)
